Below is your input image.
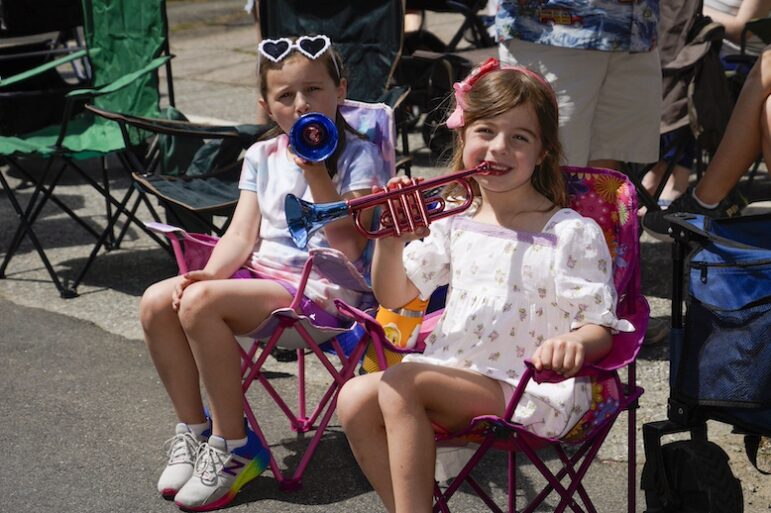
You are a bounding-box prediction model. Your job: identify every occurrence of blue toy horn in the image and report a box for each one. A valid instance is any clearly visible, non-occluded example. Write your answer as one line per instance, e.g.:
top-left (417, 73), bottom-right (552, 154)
top-left (289, 112), bottom-right (339, 162)
top-left (285, 193), bottom-right (350, 248)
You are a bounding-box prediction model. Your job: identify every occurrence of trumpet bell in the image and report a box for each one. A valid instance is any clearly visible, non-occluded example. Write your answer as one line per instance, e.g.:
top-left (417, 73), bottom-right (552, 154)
top-left (289, 112), bottom-right (338, 162)
top-left (285, 194), bottom-right (351, 248)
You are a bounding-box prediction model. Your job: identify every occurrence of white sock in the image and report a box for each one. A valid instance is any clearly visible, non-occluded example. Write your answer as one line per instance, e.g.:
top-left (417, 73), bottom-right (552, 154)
top-left (209, 434), bottom-right (248, 452)
top-left (226, 436), bottom-right (248, 451)
top-left (691, 189), bottom-right (719, 209)
top-left (188, 421), bottom-right (210, 439)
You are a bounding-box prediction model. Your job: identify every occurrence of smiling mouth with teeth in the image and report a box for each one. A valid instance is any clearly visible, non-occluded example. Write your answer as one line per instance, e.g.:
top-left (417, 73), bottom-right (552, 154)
top-left (477, 161), bottom-right (511, 176)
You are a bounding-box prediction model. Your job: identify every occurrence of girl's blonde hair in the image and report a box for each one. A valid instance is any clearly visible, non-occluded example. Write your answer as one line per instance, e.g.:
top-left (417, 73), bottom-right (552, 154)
top-left (258, 37), bottom-right (363, 178)
top-left (448, 68), bottom-right (569, 208)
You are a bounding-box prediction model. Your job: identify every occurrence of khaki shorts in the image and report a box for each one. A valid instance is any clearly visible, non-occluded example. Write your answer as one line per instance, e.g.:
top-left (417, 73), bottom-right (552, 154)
top-left (499, 39), bottom-right (662, 166)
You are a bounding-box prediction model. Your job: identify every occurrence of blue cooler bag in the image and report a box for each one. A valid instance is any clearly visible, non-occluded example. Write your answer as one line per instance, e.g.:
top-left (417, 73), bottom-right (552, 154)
top-left (668, 213), bottom-right (771, 435)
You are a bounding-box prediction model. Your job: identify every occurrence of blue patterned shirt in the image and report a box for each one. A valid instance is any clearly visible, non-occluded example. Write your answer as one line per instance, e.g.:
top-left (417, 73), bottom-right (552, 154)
top-left (495, 0), bottom-right (659, 53)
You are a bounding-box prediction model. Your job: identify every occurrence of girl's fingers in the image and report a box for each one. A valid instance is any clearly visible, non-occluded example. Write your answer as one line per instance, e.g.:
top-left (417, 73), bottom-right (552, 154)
top-left (385, 175), bottom-right (419, 189)
top-left (172, 274), bottom-right (202, 311)
top-left (570, 349), bottom-right (585, 377)
top-left (561, 345), bottom-right (576, 375)
top-left (532, 347), bottom-right (542, 370)
top-left (551, 343), bottom-right (565, 372)
top-left (559, 344), bottom-right (584, 377)
top-left (414, 226), bottom-right (431, 239)
top-left (534, 339), bottom-right (587, 377)
top-left (535, 344), bottom-right (551, 371)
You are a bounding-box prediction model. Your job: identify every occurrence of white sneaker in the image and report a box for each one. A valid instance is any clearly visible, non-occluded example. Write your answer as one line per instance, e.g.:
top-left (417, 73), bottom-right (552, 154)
top-left (157, 423), bottom-right (209, 499)
top-left (174, 431), bottom-right (270, 511)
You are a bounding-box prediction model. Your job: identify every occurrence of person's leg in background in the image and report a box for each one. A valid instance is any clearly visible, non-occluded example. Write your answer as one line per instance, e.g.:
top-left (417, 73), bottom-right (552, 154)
top-left (642, 163), bottom-right (691, 206)
top-left (643, 47), bottom-right (771, 238)
top-left (405, 9), bottom-right (423, 33)
top-left (641, 128), bottom-right (693, 208)
top-left (762, 82), bottom-right (771, 165)
top-left (586, 50), bottom-right (662, 170)
top-left (694, 48), bottom-right (771, 204)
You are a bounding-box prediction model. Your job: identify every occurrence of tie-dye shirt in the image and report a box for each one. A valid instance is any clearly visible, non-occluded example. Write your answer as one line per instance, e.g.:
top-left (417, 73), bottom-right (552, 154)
top-left (496, 0), bottom-right (659, 53)
top-left (238, 131), bottom-right (388, 313)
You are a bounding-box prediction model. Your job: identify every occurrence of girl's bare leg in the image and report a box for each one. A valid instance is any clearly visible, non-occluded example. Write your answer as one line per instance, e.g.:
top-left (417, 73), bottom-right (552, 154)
top-left (378, 363), bottom-right (506, 513)
top-left (140, 276), bottom-right (206, 425)
top-left (177, 278), bottom-right (292, 440)
top-left (338, 372), bottom-right (396, 512)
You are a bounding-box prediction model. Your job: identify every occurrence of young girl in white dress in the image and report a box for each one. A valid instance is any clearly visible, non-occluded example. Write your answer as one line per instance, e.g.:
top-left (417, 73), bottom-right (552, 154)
top-left (337, 57), bottom-right (633, 513)
top-left (139, 35), bottom-right (389, 511)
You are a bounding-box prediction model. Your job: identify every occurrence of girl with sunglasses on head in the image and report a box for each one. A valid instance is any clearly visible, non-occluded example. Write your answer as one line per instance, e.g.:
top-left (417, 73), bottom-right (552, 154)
top-left (337, 58), bottom-right (634, 513)
top-left (139, 35), bottom-right (389, 511)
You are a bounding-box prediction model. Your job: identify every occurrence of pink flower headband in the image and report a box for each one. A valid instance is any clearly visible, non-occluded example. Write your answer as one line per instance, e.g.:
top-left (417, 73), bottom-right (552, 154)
top-left (445, 57), bottom-right (557, 129)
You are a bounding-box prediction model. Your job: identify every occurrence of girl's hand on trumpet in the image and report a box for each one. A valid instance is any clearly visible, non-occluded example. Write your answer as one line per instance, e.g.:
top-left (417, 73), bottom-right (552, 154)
top-left (370, 176), bottom-right (429, 308)
top-left (373, 175), bottom-right (431, 243)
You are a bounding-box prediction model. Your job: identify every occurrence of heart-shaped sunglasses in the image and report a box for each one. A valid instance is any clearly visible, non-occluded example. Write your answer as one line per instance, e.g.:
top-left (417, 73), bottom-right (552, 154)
top-left (259, 35), bottom-right (332, 63)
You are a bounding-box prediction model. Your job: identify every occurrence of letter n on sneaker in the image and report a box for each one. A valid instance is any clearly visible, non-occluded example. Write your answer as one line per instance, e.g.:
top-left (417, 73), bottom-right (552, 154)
top-left (174, 431), bottom-right (270, 511)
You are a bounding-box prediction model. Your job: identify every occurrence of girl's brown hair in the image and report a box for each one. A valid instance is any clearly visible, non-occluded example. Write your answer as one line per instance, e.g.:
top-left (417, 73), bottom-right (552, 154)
top-left (448, 68), bottom-right (569, 208)
top-left (258, 38), bottom-right (364, 178)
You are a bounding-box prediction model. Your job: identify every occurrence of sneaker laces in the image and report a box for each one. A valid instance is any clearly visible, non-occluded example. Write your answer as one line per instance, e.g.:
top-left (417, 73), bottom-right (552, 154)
top-left (163, 431), bottom-right (200, 466)
top-left (193, 442), bottom-right (229, 486)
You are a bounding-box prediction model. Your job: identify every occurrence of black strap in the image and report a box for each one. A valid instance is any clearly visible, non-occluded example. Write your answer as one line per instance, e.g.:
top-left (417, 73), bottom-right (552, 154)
top-left (744, 434), bottom-right (771, 475)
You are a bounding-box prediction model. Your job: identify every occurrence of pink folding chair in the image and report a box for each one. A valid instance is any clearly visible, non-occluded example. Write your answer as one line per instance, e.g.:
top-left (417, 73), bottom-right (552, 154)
top-left (336, 166), bottom-right (649, 512)
top-left (148, 221), bottom-right (377, 491)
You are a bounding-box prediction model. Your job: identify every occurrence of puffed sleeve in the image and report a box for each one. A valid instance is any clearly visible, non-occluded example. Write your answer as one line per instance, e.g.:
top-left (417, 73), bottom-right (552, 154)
top-left (402, 217), bottom-right (453, 301)
top-left (553, 216), bottom-right (634, 333)
top-left (335, 135), bottom-right (389, 195)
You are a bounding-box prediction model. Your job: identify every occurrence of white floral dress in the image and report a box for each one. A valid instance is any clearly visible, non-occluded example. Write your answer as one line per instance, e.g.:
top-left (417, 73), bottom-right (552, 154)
top-left (402, 208), bottom-right (633, 438)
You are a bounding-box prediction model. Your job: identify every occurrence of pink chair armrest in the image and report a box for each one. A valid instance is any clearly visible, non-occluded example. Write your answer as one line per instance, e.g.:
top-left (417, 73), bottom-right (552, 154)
top-left (525, 359), bottom-right (615, 385)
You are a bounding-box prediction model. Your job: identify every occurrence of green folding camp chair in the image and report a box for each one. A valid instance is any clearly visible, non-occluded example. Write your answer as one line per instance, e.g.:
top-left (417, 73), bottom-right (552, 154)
top-left (0, 0), bottom-right (174, 297)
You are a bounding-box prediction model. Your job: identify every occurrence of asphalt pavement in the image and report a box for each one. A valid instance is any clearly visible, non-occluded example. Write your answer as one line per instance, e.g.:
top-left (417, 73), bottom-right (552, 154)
top-left (1, 2), bottom-right (770, 512)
